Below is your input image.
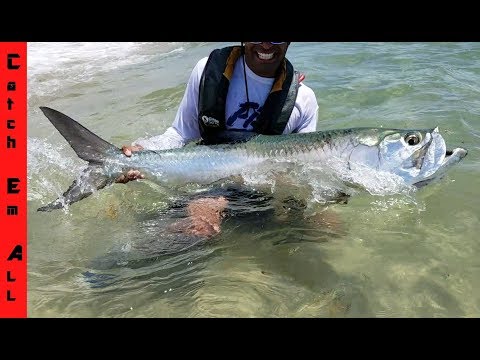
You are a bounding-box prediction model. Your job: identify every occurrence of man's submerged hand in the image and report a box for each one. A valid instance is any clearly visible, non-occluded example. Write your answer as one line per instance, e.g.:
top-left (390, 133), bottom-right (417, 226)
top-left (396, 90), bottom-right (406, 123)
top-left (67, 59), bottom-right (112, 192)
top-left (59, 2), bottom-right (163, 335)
top-left (115, 170), bottom-right (145, 184)
top-left (168, 196), bottom-right (229, 238)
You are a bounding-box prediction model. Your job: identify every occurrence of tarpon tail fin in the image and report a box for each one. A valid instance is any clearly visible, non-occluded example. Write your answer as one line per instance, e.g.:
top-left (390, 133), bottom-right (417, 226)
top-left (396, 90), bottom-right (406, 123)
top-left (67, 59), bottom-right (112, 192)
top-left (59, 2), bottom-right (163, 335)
top-left (37, 165), bottom-right (114, 212)
top-left (38, 107), bottom-right (122, 212)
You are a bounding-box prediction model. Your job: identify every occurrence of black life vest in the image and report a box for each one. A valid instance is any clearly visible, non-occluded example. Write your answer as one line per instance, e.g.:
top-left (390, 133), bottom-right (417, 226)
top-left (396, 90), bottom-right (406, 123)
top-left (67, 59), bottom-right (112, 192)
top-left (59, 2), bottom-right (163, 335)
top-left (198, 46), bottom-right (301, 144)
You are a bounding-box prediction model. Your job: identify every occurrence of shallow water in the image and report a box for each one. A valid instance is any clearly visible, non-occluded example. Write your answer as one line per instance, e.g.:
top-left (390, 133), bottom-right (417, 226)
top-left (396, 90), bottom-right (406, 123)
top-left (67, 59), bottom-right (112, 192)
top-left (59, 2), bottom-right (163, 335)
top-left (27, 42), bottom-right (480, 317)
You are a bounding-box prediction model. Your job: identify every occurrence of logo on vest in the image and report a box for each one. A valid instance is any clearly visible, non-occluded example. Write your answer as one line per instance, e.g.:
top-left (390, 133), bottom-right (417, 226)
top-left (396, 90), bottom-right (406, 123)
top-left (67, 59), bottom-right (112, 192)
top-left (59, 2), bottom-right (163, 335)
top-left (202, 115), bottom-right (220, 127)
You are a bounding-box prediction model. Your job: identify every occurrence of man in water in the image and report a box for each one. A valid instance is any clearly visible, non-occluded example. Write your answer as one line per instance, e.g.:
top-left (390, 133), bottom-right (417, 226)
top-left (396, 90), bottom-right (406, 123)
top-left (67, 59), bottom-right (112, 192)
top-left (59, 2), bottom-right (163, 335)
top-left (117, 42), bottom-right (319, 236)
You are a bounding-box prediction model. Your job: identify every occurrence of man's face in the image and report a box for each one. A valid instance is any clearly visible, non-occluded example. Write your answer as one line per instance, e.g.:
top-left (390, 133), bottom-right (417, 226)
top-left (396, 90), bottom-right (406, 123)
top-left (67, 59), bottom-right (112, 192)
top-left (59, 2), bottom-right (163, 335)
top-left (244, 42), bottom-right (289, 78)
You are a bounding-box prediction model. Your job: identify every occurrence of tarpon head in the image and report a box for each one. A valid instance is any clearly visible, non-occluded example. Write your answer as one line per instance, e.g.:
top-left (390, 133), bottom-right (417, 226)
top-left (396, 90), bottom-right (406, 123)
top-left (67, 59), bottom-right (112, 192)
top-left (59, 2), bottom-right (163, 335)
top-left (348, 127), bottom-right (468, 187)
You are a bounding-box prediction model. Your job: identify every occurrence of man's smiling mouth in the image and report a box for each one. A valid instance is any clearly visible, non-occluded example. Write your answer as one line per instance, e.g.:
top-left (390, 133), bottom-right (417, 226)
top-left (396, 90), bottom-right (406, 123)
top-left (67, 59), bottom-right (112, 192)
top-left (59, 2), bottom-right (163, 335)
top-left (257, 52), bottom-right (274, 60)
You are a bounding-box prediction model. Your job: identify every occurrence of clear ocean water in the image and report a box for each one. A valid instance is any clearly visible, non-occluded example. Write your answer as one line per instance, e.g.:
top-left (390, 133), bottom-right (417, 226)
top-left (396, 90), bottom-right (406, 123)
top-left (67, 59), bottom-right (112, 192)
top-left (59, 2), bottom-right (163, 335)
top-left (27, 42), bottom-right (480, 317)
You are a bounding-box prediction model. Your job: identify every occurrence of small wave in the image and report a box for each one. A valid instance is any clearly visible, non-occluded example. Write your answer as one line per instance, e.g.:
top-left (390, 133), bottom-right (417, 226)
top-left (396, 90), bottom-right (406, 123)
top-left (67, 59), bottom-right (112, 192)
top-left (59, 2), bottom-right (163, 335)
top-left (27, 137), bottom-right (85, 201)
top-left (28, 42), bottom-right (185, 99)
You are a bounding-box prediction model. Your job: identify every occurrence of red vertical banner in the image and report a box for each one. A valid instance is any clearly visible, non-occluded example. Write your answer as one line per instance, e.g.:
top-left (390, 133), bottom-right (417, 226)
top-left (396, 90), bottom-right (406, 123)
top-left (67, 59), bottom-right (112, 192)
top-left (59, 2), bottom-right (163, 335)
top-left (0, 42), bottom-right (27, 318)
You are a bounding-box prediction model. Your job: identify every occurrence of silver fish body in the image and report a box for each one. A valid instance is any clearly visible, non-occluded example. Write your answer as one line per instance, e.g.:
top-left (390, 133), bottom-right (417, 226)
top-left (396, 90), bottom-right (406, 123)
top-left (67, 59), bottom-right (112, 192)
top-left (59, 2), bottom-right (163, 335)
top-left (37, 107), bottom-right (467, 211)
top-left (109, 127), bottom-right (466, 186)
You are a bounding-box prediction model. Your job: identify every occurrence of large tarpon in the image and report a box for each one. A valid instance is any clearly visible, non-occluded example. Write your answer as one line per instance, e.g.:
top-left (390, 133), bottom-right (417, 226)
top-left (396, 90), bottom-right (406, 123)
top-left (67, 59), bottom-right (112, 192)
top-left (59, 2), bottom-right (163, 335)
top-left (37, 107), bottom-right (468, 212)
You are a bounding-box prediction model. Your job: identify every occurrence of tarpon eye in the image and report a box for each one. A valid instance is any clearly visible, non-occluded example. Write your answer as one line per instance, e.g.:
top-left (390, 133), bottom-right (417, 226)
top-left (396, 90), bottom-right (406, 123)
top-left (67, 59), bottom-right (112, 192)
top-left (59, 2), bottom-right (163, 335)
top-left (404, 132), bottom-right (422, 146)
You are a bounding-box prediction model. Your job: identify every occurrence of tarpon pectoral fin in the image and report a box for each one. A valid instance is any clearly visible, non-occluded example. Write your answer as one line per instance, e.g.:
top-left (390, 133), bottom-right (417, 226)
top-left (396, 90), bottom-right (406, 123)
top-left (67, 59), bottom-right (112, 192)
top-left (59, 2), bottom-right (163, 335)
top-left (37, 165), bottom-right (114, 212)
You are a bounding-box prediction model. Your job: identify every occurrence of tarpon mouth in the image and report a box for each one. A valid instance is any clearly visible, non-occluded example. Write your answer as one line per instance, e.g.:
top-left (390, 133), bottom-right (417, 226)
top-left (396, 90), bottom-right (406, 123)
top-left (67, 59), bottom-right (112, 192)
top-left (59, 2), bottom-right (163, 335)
top-left (443, 147), bottom-right (468, 165)
top-left (431, 125), bottom-right (468, 164)
top-left (414, 146), bottom-right (467, 188)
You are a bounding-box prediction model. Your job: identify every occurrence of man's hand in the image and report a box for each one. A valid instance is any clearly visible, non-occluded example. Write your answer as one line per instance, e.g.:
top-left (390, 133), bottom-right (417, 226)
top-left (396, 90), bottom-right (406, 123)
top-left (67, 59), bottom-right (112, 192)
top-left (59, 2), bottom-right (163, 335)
top-left (121, 144), bottom-right (144, 157)
top-left (115, 144), bottom-right (145, 184)
top-left (115, 170), bottom-right (145, 184)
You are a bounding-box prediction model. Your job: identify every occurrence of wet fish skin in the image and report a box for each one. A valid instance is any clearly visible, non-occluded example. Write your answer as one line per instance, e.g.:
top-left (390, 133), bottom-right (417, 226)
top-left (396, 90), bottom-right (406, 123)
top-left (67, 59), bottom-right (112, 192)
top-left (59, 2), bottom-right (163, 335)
top-left (37, 107), bottom-right (467, 211)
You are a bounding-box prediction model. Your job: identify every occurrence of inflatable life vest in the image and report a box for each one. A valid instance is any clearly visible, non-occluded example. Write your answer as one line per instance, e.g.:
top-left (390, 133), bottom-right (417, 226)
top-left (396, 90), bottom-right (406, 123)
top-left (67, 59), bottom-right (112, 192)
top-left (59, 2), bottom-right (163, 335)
top-left (198, 46), bottom-right (301, 144)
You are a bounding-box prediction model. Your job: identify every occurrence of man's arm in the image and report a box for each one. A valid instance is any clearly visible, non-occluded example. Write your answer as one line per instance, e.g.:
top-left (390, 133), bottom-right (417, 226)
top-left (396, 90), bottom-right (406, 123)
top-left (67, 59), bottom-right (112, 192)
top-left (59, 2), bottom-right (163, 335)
top-left (123, 57), bottom-right (209, 154)
top-left (133, 126), bottom-right (186, 151)
top-left (116, 57), bottom-right (209, 183)
top-left (283, 83), bottom-right (319, 134)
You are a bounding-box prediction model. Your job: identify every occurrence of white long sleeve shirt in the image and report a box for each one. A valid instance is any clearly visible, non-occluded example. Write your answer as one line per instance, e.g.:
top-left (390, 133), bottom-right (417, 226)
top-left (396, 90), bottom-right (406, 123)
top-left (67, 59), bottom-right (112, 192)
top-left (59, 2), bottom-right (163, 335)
top-left (134, 55), bottom-right (319, 150)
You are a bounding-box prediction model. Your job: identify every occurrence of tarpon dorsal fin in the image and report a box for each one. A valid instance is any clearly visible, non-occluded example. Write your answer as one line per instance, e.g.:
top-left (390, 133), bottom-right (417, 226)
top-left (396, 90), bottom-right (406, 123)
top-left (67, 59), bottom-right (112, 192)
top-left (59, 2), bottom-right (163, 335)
top-left (39, 106), bottom-right (120, 164)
